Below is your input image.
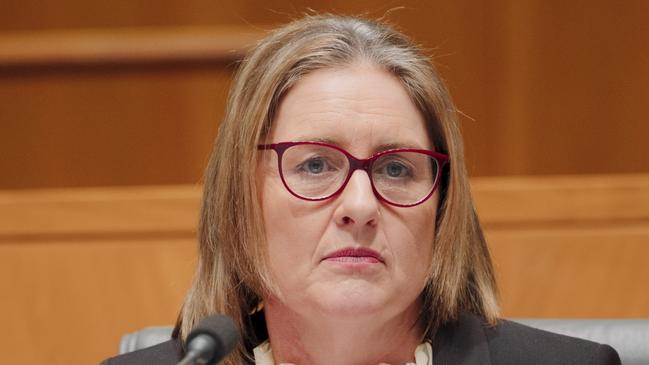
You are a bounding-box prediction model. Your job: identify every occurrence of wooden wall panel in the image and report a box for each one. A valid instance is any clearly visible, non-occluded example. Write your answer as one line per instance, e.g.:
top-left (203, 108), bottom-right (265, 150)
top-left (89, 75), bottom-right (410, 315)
top-left (472, 174), bottom-right (649, 316)
top-left (0, 238), bottom-right (195, 365)
top-left (478, 1), bottom-right (649, 176)
top-left (488, 226), bottom-right (649, 318)
top-left (0, 185), bottom-right (201, 236)
top-left (1, 65), bottom-right (233, 188)
top-left (472, 174), bottom-right (649, 226)
top-left (0, 26), bottom-right (264, 67)
top-left (0, 185), bottom-right (201, 364)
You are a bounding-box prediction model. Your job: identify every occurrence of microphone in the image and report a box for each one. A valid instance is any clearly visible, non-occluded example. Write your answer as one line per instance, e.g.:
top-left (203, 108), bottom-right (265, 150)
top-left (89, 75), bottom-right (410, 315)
top-left (177, 315), bottom-right (240, 365)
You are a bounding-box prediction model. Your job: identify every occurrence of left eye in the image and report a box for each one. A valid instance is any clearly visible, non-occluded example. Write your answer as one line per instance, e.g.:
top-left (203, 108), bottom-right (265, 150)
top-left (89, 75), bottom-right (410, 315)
top-left (386, 162), bottom-right (407, 177)
top-left (376, 161), bottom-right (412, 178)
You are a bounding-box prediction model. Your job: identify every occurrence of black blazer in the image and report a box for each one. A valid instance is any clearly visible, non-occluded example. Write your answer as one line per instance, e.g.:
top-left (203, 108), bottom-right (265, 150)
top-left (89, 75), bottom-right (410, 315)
top-left (101, 312), bottom-right (620, 365)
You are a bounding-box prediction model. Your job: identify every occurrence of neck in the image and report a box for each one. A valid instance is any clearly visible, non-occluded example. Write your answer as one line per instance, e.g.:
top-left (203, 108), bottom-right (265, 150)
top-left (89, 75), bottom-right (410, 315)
top-left (263, 297), bottom-right (424, 365)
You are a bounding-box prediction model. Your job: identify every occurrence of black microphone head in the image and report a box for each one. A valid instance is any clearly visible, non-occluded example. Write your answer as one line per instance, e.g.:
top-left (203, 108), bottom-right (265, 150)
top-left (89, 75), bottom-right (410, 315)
top-left (186, 315), bottom-right (240, 364)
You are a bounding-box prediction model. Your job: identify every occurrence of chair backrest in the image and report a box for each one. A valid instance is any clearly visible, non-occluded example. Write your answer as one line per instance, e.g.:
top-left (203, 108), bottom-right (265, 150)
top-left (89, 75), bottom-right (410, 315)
top-left (119, 326), bottom-right (174, 354)
top-left (119, 319), bottom-right (649, 364)
top-left (514, 319), bottom-right (649, 365)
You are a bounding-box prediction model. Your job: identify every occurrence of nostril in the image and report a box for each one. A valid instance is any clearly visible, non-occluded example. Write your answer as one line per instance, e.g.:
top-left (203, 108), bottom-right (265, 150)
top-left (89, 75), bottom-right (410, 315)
top-left (342, 216), bottom-right (353, 224)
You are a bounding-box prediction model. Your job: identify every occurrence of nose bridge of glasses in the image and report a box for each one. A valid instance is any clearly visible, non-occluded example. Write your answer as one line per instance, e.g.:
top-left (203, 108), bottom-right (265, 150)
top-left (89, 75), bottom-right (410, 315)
top-left (346, 151), bottom-right (374, 174)
top-left (342, 156), bottom-right (378, 199)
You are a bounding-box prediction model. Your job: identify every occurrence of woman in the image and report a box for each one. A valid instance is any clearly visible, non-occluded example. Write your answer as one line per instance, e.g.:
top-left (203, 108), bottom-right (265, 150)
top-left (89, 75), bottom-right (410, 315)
top-left (103, 14), bottom-right (620, 365)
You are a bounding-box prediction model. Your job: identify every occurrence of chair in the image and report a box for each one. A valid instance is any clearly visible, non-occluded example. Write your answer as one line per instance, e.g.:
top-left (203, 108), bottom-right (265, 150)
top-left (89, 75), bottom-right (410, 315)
top-left (514, 319), bottom-right (648, 365)
top-left (119, 319), bottom-right (649, 364)
top-left (119, 325), bottom-right (174, 355)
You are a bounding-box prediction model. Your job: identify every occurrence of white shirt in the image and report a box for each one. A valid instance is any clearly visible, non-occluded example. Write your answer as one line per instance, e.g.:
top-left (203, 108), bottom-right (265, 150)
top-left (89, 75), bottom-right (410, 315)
top-left (253, 340), bottom-right (433, 365)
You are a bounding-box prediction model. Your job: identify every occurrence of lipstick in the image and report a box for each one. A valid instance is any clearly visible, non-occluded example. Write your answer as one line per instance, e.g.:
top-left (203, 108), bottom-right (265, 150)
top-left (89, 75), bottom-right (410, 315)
top-left (322, 247), bottom-right (385, 264)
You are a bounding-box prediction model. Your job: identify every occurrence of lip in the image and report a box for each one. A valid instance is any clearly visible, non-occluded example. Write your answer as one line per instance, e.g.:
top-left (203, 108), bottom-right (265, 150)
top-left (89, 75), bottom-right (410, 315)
top-left (321, 247), bottom-right (385, 264)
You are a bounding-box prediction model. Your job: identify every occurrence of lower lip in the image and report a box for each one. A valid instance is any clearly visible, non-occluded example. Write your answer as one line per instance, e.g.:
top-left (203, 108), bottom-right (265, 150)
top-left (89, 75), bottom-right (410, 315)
top-left (325, 256), bottom-right (382, 264)
top-left (321, 256), bottom-right (383, 274)
top-left (321, 256), bottom-right (384, 274)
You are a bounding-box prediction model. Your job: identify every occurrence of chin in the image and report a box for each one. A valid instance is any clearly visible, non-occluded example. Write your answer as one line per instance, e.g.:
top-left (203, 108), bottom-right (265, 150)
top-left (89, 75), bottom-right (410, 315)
top-left (308, 284), bottom-right (393, 318)
top-left (316, 299), bottom-right (384, 318)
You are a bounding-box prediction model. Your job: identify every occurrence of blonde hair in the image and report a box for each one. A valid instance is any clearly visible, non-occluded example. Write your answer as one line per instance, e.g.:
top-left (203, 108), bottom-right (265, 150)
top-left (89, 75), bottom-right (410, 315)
top-left (175, 14), bottom-right (499, 364)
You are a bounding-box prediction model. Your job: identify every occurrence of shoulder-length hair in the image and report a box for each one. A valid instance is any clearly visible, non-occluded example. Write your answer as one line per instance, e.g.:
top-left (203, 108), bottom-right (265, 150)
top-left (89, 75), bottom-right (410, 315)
top-left (174, 14), bottom-right (499, 365)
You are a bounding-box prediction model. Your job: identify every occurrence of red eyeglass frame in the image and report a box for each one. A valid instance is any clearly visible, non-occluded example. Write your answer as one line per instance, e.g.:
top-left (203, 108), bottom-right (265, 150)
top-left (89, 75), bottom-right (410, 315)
top-left (257, 141), bottom-right (449, 208)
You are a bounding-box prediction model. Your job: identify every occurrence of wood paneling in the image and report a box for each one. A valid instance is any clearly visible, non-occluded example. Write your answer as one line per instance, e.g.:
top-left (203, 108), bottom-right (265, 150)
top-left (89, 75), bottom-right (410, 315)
top-left (0, 26), bottom-right (265, 67)
top-left (0, 238), bottom-right (195, 365)
top-left (2, 1), bottom-right (649, 189)
top-left (472, 174), bottom-right (649, 317)
top-left (0, 185), bottom-right (201, 364)
top-left (0, 185), bottom-right (201, 238)
top-left (1, 65), bottom-right (233, 188)
top-left (489, 226), bottom-right (649, 318)
top-left (472, 174), bottom-right (649, 227)
top-left (1, 174), bottom-right (648, 364)
top-left (477, 1), bottom-right (649, 176)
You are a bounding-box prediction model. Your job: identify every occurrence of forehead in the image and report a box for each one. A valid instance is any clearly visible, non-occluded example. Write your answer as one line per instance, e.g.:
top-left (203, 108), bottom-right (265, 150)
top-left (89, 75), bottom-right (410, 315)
top-left (267, 64), bottom-right (432, 154)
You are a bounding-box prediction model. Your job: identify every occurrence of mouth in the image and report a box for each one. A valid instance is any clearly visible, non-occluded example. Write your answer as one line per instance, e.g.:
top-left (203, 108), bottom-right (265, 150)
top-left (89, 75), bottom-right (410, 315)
top-left (321, 247), bottom-right (385, 264)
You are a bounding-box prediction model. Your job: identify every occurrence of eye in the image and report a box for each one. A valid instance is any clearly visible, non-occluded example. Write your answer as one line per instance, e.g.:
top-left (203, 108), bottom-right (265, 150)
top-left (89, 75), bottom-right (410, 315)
top-left (295, 156), bottom-right (339, 176)
top-left (284, 145), bottom-right (346, 180)
top-left (373, 155), bottom-right (415, 180)
top-left (303, 158), bottom-right (326, 174)
top-left (384, 161), bottom-right (410, 177)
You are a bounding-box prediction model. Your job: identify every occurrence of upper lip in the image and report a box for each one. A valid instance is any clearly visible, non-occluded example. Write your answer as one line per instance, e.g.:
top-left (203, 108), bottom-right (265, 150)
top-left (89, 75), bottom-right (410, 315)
top-left (322, 247), bottom-right (385, 263)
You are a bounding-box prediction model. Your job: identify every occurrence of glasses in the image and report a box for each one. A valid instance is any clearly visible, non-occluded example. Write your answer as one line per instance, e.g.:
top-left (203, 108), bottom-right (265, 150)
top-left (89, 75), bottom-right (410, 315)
top-left (258, 141), bottom-right (449, 207)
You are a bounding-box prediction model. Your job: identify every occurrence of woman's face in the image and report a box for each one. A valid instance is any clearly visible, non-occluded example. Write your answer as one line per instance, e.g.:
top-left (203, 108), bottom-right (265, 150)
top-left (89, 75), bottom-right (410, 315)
top-left (257, 64), bottom-right (438, 322)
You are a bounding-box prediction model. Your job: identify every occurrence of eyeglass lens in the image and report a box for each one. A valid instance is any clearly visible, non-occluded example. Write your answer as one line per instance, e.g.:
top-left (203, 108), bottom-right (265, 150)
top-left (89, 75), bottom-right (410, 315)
top-left (279, 144), bottom-right (439, 205)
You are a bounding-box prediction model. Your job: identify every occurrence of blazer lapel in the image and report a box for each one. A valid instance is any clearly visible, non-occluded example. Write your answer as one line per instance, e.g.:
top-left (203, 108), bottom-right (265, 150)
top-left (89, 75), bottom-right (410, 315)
top-left (432, 312), bottom-right (492, 365)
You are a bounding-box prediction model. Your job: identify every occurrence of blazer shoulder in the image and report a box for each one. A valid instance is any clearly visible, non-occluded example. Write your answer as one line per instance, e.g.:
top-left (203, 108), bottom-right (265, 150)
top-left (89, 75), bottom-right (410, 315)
top-left (100, 339), bottom-right (183, 365)
top-left (484, 318), bottom-right (620, 365)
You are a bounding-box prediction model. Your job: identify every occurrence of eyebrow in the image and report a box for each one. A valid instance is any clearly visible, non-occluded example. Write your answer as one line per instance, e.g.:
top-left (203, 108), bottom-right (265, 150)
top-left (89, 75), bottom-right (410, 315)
top-left (295, 137), bottom-right (427, 153)
top-left (306, 137), bottom-right (338, 145)
top-left (373, 142), bottom-right (425, 152)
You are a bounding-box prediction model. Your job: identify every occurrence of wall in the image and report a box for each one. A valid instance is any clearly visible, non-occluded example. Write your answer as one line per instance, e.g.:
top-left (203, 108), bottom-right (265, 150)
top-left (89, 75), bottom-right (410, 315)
top-left (2, 1), bottom-right (648, 189)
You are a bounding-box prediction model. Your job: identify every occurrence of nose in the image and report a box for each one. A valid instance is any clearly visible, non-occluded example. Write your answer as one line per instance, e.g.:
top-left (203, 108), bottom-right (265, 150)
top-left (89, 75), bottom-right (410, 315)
top-left (333, 169), bottom-right (380, 227)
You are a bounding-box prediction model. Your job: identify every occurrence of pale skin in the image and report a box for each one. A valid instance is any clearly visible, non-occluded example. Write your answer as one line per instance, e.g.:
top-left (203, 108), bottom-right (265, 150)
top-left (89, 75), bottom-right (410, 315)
top-left (257, 63), bottom-right (439, 365)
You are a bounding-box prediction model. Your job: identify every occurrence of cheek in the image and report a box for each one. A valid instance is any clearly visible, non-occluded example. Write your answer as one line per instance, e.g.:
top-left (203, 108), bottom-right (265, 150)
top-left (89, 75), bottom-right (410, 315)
top-left (262, 179), bottom-right (300, 256)
top-left (260, 176), bottom-right (330, 283)
top-left (385, 198), bottom-right (438, 274)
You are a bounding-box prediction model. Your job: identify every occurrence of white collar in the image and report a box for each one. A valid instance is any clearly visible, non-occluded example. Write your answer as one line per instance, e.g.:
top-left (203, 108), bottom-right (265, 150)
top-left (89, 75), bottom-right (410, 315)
top-left (252, 340), bottom-right (433, 365)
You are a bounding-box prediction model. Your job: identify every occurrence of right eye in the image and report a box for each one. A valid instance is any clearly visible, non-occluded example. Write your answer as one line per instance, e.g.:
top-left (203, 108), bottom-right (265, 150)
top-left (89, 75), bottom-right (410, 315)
top-left (299, 157), bottom-right (328, 174)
